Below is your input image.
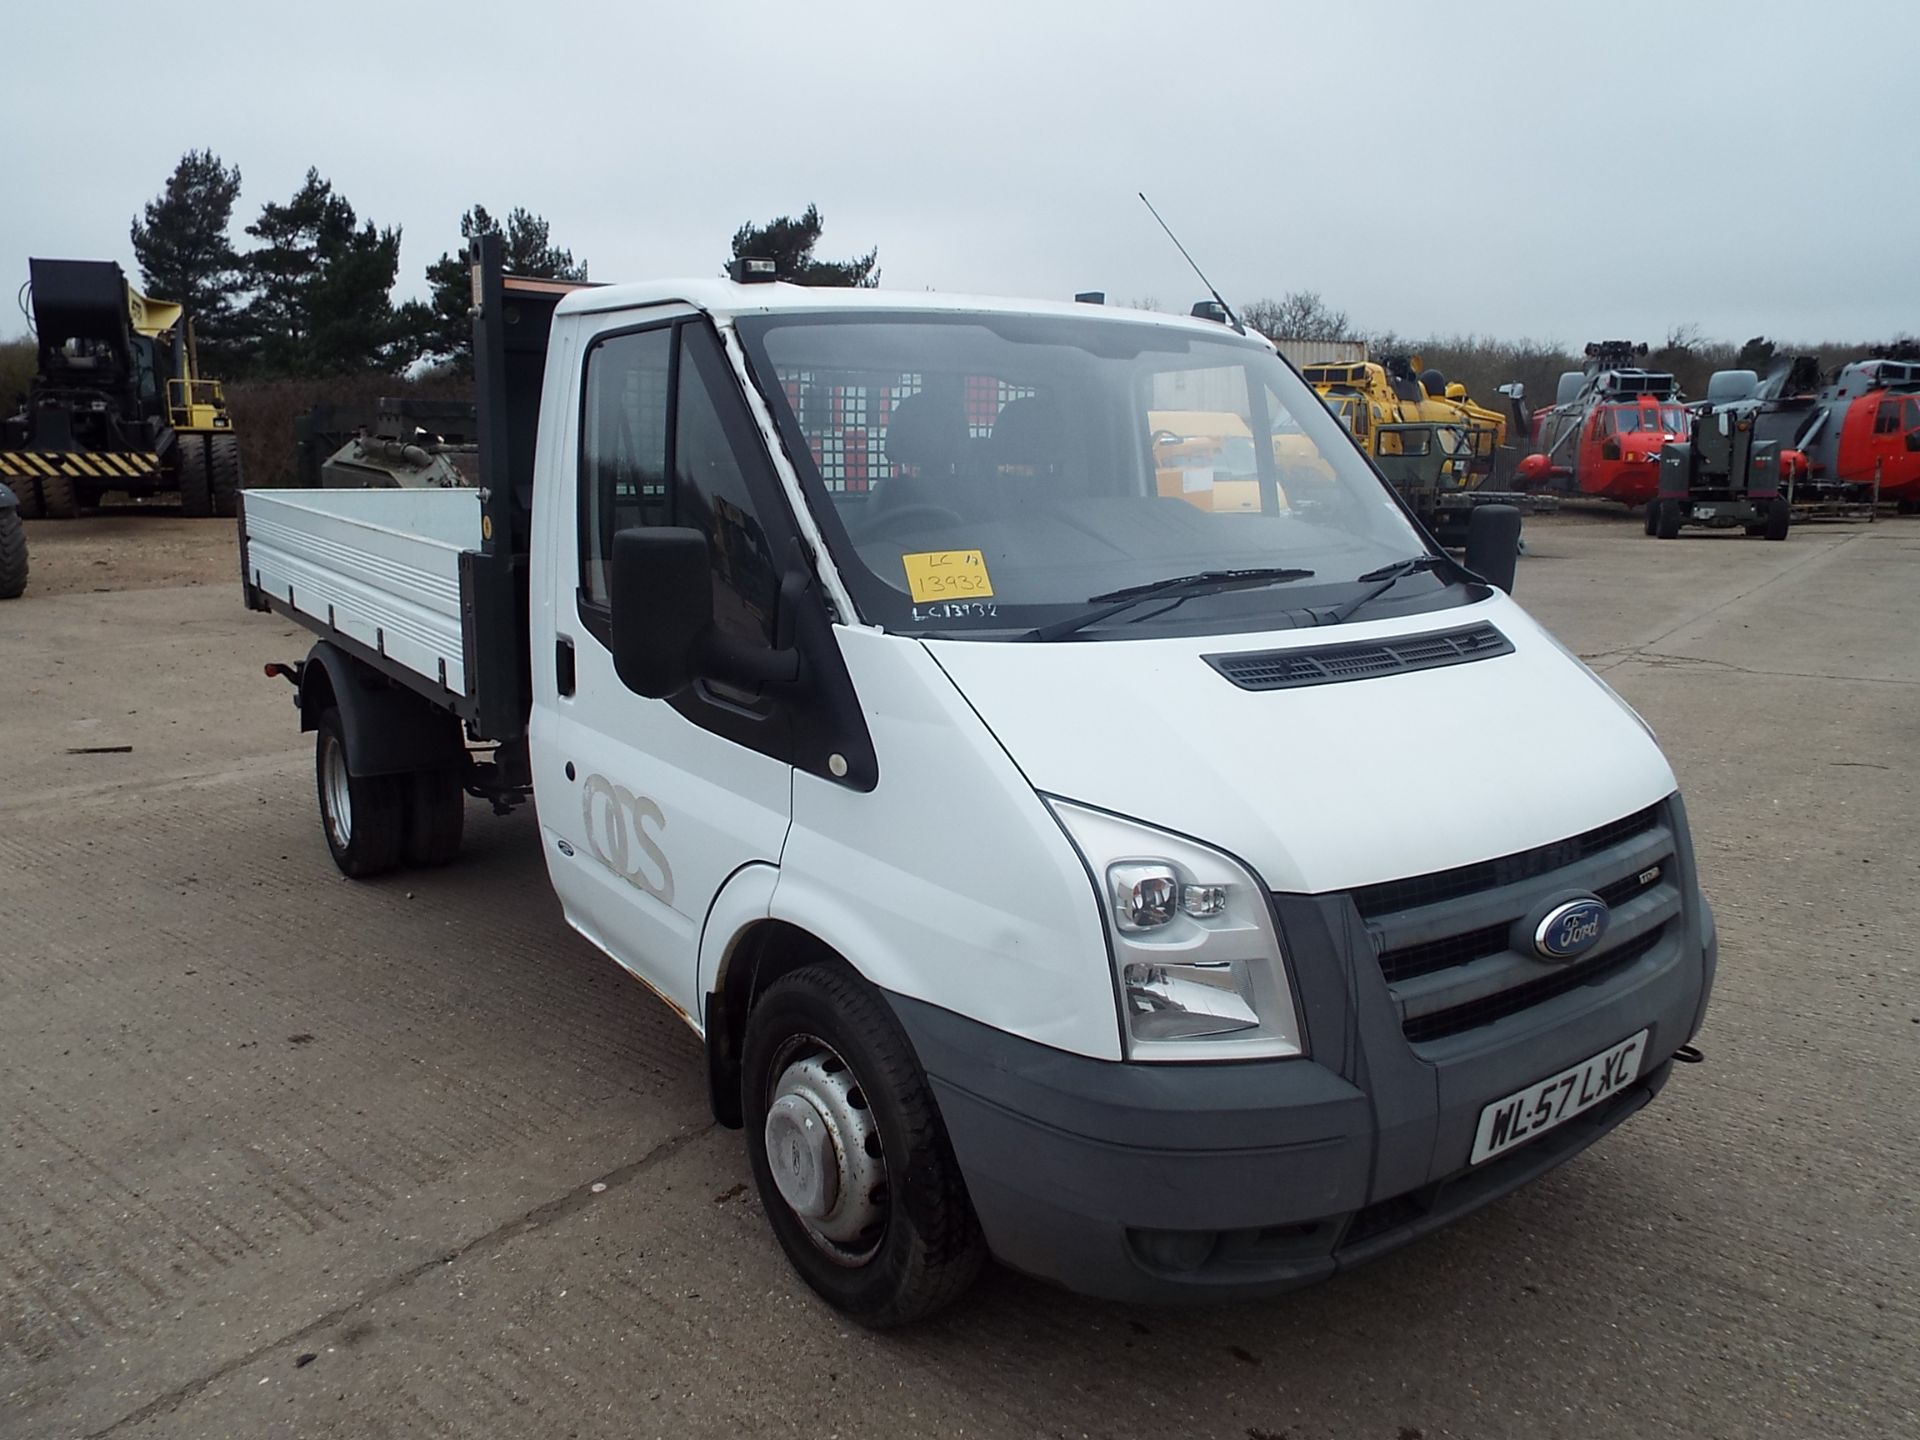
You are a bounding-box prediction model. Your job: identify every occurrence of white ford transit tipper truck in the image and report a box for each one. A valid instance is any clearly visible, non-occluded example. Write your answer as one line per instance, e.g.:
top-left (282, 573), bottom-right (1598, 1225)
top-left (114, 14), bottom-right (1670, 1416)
top-left (239, 236), bottom-right (1716, 1325)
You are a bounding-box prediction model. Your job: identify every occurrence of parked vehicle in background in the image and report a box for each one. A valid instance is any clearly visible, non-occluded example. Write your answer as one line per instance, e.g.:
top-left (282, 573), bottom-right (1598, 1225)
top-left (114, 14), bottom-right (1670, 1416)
top-left (0, 481), bottom-right (26, 598)
top-left (1509, 342), bottom-right (1691, 507)
top-left (0, 259), bottom-right (242, 518)
top-left (1791, 353), bottom-right (1920, 506)
top-left (1649, 373), bottom-right (1792, 540)
top-left (239, 236), bottom-right (1717, 1325)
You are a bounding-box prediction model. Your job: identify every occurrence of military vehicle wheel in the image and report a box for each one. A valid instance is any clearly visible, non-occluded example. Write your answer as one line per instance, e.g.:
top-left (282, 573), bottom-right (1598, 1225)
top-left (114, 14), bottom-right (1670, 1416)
top-left (0, 504), bottom-right (27, 599)
top-left (39, 469), bottom-right (78, 519)
top-left (177, 438), bottom-right (212, 518)
top-left (1763, 496), bottom-right (1791, 541)
top-left (6, 477), bottom-right (44, 519)
top-left (403, 768), bottom-right (465, 867)
top-left (315, 707), bottom-right (406, 878)
top-left (742, 963), bottom-right (987, 1327)
top-left (1654, 499), bottom-right (1683, 539)
top-left (209, 434), bottom-right (243, 518)
top-left (1642, 503), bottom-right (1658, 536)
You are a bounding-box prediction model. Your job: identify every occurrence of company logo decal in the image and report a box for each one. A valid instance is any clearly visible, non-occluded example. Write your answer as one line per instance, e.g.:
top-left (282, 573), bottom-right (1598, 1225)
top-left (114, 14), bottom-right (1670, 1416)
top-left (580, 774), bottom-right (674, 905)
top-left (1532, 897), bottom-right (1610, 962)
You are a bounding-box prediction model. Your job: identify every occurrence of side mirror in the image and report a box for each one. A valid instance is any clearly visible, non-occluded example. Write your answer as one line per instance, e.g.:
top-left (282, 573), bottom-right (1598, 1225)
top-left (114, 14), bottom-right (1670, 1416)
top-left (609, 527), bottom-right (712, 698)
top-left (608, 525), bottom-right (804, 699)
top-left (1465, 504), bottom-right (1521, 595)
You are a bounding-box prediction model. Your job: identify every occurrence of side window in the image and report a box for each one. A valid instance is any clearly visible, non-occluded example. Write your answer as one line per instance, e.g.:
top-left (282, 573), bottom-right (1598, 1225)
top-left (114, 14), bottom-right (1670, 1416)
top-left (580, 327), bottom-right (671, 605)
top-left (1873, 400), bottom-right (1900, 435)
top-left (577, 319), bottom-right (786, 695)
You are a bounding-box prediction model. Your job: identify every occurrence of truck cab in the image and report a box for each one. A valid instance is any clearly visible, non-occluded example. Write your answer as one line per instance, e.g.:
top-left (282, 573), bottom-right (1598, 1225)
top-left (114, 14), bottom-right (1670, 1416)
top-left (241, 241), bottom-right (1716, 1324)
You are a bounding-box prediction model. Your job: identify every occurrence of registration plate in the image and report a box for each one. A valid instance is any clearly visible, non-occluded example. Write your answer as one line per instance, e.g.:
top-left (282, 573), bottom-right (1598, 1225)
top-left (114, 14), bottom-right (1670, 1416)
top-left (1694, 505), bottom-right (1717, 519)
top-left (1470, 1030), bottom-right (1649, 1165)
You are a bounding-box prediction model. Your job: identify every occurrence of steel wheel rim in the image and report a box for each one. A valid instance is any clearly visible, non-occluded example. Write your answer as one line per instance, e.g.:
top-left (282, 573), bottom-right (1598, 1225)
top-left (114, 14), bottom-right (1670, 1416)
top-left (322, 734), bottom-right (352, 849)
top-left (763, 1034), bottom-right (887, 1267)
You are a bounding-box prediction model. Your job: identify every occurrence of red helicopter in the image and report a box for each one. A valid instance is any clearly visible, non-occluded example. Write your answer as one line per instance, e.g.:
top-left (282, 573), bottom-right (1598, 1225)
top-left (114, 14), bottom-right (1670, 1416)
top-left (1506, 342), bottom-right (1692, 506)
top-left (1791, 352), bottom-right (1920, 505)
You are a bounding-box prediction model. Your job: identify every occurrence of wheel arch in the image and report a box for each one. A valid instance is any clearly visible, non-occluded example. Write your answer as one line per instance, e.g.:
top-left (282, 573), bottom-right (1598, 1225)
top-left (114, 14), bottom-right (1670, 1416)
top-left (297, 641), bottom-right (464, 777)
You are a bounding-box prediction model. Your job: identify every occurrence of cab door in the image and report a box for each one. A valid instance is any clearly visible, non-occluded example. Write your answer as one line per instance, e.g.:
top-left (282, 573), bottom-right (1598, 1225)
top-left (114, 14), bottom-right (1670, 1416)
top-left (533, 311), bottom-right (796, 1026)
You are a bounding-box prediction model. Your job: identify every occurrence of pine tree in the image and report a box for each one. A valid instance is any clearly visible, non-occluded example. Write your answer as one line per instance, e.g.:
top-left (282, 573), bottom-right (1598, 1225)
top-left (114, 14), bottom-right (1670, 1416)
top-left (727, 205), bottom-right (878, 287)
top-left (240, 169), bottom-right (409, 376)
top-left (415, 205), bottom-right (588, 370)
top-left (129, 150), bottom-right (244, 362)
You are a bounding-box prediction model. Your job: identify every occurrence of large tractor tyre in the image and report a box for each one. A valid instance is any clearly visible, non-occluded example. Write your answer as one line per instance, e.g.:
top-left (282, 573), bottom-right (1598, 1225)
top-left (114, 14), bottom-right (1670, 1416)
top-left (402, 767), bottom-right (466, 867)
top-left (6, 477), bottom-right (44, 519)
top-left (38, 469), bottom-right (78, 520)
top-left (1654, 499), bottom-right (1683, 539)
top-left (315, 707), bottom-right (407, 878)
top-left (741, 963), bottom-right (988, 1328)
top-left (1763, 496), bottom-right (1791, 542)
top-left (208, 434), bottom-right (243, 519)
top-left (177, 437), bottom-right (213, 518)
top-left (0, 505), bottom-right (27, 599)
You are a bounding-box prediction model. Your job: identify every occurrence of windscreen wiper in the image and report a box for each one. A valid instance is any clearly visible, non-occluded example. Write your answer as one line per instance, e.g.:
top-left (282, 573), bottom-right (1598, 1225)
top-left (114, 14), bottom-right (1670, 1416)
top-left (1027, 567), bottom-right (1316, 642)
top-left (1319, 553), bottom-right (1451, 626)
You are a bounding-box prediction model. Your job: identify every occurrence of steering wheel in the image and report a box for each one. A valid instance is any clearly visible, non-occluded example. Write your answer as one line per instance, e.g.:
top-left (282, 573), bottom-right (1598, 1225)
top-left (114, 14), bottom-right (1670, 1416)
top-left (864, 503), bottom-right (964, 537)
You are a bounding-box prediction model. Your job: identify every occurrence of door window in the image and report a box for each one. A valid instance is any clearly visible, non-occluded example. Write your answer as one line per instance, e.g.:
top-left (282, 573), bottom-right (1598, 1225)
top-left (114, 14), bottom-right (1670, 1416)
top-left (577, 319), bottom-right (788, 696)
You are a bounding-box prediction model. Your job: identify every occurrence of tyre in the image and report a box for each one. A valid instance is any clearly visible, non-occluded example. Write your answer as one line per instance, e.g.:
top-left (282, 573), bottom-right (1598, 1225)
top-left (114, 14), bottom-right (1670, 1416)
top-left (38, 468), bottom-right (78, 519)
top-left (208, 434), bottom-right (243, 518)
top-left (403, 766), bottom-right (465, 866)
top-left (0, 505), bottom-right (26, 599)
top-left (6, 477), bottom-right (44, 519)
top-left (315, 707), bottom-right (406, 878)
top-left (1763, 496), bottom-right (1791, 542)
top-left (1743, 523), bottom-right (1766, 537)
top-left (742, 963), bottom-right (986, 1327)
top-left (1642, 502), bottom-right (1658, 536)
top-left (1654, 498), bottom-right (1682, 539)
top-left (177, 437), bottom-right (212, 518)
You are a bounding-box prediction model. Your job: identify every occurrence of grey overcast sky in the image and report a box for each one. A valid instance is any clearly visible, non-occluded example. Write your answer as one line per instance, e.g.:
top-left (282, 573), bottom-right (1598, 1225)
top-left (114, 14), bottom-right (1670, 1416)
top-left (3, 0), bottom-right (1912, 346)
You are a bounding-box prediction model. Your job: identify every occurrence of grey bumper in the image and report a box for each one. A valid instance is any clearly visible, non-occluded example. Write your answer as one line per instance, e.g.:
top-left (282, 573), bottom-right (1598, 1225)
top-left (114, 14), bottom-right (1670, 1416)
top-left (886, 812), bottom-right (1715, 1304)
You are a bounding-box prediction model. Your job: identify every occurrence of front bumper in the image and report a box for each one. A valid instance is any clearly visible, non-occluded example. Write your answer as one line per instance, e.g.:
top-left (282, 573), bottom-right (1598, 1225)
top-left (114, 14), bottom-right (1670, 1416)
top-left (888, 813), bottom-right (1717, 1304)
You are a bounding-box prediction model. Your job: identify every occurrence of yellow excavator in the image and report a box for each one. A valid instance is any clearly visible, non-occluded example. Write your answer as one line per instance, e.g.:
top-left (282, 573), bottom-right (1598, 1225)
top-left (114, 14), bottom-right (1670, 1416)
top-left (0, 258), bottom-right (241, 518)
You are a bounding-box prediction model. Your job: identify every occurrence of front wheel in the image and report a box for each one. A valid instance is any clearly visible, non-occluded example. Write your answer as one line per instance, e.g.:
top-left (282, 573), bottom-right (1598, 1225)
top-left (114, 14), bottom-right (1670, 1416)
top-left (315, 707), bottom-right (406, 877)
top-left (0, 504), bottom-right (26, 599)
top-left (1643, 502), bottom-right (1659, 536)
top-left (1763, 496), bottom-right (1791, 541)
top-left (1654, 498), bottom-right (1683, 539)
top-left (742, 964), bottom-right (986, 1327)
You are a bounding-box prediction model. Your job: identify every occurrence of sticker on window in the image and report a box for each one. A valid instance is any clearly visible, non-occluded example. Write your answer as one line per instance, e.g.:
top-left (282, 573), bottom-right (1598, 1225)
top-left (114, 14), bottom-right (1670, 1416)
top-left (901, 549), bottom-right (994, 603)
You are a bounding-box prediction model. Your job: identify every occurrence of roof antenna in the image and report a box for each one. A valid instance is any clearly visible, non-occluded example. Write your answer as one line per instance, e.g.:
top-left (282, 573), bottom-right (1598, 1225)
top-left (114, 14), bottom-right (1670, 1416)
top-left (1138, 191), bottom-right (1244, 335)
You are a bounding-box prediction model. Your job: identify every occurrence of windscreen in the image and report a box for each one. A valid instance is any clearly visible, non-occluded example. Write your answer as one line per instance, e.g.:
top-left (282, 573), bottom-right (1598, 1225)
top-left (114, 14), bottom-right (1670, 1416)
top-left (738, 311), bottom-right (1435, 637)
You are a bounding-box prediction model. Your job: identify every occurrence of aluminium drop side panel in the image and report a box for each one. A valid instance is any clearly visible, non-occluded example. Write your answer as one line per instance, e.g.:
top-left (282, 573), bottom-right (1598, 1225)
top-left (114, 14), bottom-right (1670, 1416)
top-left (242, 487), bottom-right (483, 696)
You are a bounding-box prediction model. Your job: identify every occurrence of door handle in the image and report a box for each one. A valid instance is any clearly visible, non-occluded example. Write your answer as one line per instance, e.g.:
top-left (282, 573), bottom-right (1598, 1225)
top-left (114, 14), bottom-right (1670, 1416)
top-left (555, 636), bottom-right (576, 696)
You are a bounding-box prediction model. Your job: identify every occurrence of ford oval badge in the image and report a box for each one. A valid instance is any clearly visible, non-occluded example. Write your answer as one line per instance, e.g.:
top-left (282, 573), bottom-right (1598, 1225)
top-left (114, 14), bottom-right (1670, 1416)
top-left (1533, 898), bottom-right (1610, 962)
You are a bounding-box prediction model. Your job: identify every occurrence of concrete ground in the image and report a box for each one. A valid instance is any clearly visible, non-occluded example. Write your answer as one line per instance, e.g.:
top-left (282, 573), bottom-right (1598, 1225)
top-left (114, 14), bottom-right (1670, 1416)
top-left (1, 508), bottom-right (1914, 1440)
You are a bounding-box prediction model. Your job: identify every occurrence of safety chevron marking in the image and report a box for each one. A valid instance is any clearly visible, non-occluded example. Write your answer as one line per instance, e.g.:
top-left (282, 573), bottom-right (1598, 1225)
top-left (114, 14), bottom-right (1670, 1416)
top-left (0, 450), bottom-right (160, 479)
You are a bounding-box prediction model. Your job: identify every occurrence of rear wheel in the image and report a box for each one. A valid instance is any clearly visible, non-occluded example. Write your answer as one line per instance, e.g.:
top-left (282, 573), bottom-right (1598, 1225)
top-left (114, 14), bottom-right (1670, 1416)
top-left (6, 477), bottom-right (44, 519)
top-left (38, 469), bottom-right (78, 519)
top-left (315, 707), bottom-right (406, 878)
top-left (208, 434), bottom-right (243, 518)
top-left (742, 963), bottom-right (987, 1327)
top-left (403, 767), bottom-right (465, 866)
top-left (177, 437), bottom-right (212, 518)
top-left (1654, 499), bottom-right (1682, 539)
top-left (0, 504), bottom-right (27, 599)
top-left (1763, 496), bottom-right (1791, 541)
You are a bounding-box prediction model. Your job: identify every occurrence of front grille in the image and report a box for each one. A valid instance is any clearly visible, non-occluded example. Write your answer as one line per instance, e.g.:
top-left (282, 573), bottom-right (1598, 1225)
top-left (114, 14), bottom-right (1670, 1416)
top-left (1204, 623), bottom-right (1511, 693)
top-left (1356, 804), bottom-right (1682, 1046)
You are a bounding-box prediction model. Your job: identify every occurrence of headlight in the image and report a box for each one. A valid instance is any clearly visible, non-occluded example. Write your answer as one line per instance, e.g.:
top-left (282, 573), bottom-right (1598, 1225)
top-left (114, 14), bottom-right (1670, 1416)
top-left (1046, 798), bottom-right (1304, 1062)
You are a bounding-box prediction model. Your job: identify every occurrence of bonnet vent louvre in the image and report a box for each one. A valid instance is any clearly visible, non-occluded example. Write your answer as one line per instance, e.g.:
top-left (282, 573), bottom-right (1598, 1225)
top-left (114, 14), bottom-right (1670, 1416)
top-left (1205, 622), bottom-right (1512, 692)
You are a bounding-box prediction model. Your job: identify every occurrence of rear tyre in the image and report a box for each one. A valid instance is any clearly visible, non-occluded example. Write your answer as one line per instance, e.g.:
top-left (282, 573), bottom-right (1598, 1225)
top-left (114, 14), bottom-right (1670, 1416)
top-left (208, 434), bottom-right (243, 519)
top-left (1654, 499), bottom-right (1682, 539)
top-left (1763, 496), bottom-right (1791, 542)
top-left (315, 707), bottom-right (406, 878)
top-left (0, 505), bottom-right (27, 599)
top-left (742, 963), bottom-right (987, 1327)
top-left (38, 469), bottom-right (78, 519)
top-left (177, 437), bottom-right (212, 518)
top-left (6, 477), bottom-right (44, 519)
top-left (403, 767), bottom-right (466, 866)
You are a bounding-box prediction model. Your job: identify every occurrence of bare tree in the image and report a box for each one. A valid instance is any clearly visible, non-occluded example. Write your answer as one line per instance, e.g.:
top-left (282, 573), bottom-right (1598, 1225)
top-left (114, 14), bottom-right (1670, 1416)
top-left (1242, 291), bottom-right (1351, 341)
